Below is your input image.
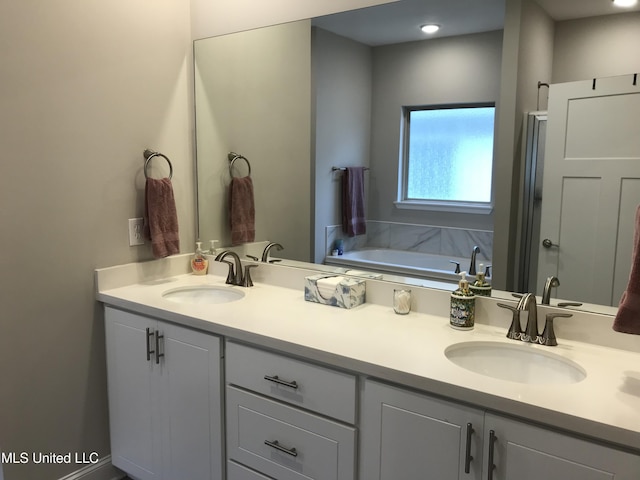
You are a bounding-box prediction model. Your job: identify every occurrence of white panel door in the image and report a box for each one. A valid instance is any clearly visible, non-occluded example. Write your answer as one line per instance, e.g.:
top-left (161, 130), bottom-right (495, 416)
top-left (537, 74), bottom-right (640, 305)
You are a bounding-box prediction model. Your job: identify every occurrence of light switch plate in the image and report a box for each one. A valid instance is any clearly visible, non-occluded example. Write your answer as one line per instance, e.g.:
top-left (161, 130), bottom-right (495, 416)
top-left (128, 218), bottom-right (144, 246)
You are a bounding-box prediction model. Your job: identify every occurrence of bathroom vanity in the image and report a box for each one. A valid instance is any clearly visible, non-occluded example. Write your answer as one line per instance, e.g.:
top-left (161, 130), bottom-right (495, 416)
top-left (96, 256), bottom-right (640, 480)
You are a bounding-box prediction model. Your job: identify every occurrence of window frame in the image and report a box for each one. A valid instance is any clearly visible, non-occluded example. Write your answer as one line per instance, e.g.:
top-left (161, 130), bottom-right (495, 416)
top-left (395, 102), bottom-right (495, 214)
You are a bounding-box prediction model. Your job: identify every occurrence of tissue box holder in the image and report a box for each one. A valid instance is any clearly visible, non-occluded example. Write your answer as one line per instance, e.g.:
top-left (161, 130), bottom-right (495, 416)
top-left (304, 274), bottom-right (366, 309)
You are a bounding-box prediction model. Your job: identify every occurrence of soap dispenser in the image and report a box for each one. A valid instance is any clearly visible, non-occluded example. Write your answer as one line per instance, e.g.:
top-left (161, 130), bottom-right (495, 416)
top-left (208, 239), bottom-right (219, 256)
top-left (450, 272), bottom-right (476, 330)
top-left (191, 241), bottom-right (209, 275)
top-left (469, 263), bottom-right (491, 297)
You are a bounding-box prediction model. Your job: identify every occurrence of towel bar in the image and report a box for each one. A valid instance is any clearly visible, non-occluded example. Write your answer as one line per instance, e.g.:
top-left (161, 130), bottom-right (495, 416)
top-left (228, 152), bottom-right (251, 177)
top-left (332, 166), bottom-right (370, 171)
top-left (143, 149), bottom-right (173, 179)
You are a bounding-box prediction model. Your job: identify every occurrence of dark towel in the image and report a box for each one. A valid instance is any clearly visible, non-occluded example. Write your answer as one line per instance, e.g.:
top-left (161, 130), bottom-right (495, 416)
top-left (143, 177), bottom-right (180, 258)
top-left (342, 167), bottom-right (367, 237)
top-left (230, 176), bottom-right (255, 245)
top-left (613, 205), bottom-right (640, 334)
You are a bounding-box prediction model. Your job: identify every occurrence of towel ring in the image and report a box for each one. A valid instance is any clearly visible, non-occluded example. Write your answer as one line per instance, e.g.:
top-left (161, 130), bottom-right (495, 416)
top-left (144, 149), bottom-right (173, 179)
top-left (228, 152), bottom-right (251, 178)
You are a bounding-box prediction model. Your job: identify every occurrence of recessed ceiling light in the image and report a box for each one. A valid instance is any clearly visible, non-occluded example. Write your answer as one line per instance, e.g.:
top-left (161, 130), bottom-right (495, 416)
top-left (421, 24), bottom-right (440, 34)
top-left (613, 0), bottom-right (637, 7)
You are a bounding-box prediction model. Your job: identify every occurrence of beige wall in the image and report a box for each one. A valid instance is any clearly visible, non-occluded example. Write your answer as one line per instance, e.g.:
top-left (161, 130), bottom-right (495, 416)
top-left (191, 0), bottom-right (400, 40)
top-left (0, 1), bottom-right (403, 478)
top-left (0, 1), bottom-right (193, 479)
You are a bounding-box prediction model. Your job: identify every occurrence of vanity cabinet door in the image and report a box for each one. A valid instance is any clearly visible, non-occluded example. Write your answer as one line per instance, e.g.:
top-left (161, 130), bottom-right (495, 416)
top-left (484, 413), bottom-right (640, 480)
top-left (159, 321), bottom-right (223, 480)
top-left (105, 307), bottom-right (163, 480)
top-left (360, 379), bottom-right (484, 480)
top-left (104, 307), bottom-right (223, 480)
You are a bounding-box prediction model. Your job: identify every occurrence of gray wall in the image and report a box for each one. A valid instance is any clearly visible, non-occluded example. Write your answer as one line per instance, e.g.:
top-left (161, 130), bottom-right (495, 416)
top-left (493, 0), bottom-right (555, 290)
top-left (312, 28), bottom-right (373, 263)
top-left (552, 11), bottom-right (640, 83)
top-left (369, 30), bottom-right (504, 230)
top-left (195, 21), bottom-right (312, 261)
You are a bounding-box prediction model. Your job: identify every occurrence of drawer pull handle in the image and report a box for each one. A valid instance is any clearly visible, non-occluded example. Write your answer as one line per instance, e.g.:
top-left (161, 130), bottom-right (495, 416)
top-left (264, 375), bottom-right (298, 390)
top-left (155, 331), bottom-right (165, 364)
top-left (146, 328), bottom-right (155, 361)
top-left (264, 440), bottom-right (298, 457)
top-left (487, 429), bottom-right (497, 480)
top-left (464, 423), bottom-right (474, 474)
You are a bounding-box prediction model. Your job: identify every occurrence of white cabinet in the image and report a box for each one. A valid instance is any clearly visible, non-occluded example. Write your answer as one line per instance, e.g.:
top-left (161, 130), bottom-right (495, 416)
top-left (104, 307), bottom-right (223, 480)
top-left (225, 341), bottom-right (357, 480)
top-left (361, 379), bottom-right (640, 480)
top-left (484, 413), bottom-right (640, 480)
top-left (360, 379), bottom-right (485, 480)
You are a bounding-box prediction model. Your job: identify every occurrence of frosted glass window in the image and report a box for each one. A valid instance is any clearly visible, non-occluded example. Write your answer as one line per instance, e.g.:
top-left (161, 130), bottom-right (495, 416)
top-left (403, 105), bottom-right (494, 203)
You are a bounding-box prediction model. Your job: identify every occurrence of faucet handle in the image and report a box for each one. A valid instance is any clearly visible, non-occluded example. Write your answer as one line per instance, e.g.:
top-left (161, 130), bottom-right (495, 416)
top-left (498, 303), bottom-right (522, 340)
top-left (539, 312), bottom-right (572, 346)
top-left (449, 261), bottom-right (461, 274)
top-left (246, 254), bottom-right (259, 261)
top-left (243, 264), bottom-right (259, 287)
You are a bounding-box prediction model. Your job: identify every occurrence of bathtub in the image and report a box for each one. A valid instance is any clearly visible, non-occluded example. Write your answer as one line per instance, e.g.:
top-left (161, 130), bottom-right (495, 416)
top-left (324, 248), bottom-right (488, 284)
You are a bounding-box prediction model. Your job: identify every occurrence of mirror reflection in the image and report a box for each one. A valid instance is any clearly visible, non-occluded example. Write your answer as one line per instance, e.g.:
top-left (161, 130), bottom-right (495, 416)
top-left (194, 0), bottom-right (640, 314)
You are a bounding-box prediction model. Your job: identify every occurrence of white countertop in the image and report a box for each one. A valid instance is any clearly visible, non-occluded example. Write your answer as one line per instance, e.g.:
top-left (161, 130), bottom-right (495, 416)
top-left (96, 260), bottom-right (640, 453)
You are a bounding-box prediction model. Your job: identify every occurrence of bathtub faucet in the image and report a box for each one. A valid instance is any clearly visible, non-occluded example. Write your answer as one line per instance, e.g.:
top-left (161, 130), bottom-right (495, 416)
top-left (469, 246), bottom-right (480, 276)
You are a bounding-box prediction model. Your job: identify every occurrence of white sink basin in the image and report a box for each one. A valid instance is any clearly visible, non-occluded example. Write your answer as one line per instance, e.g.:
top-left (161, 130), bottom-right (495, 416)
top-left (444, 341), bottom-right (586, 384)
top-left (162, 286), bottom-right (245, 305)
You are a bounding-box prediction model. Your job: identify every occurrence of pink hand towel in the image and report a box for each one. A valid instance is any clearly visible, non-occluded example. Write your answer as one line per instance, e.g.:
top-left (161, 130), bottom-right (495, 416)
top-left (342, 167), bottom-right (367, 237)
top-left (143, 177), bottom-right (180, 258)
top-left (613, 205), bottom-right (640, 334)
top-left (230, 176), bottom-right (255, 245)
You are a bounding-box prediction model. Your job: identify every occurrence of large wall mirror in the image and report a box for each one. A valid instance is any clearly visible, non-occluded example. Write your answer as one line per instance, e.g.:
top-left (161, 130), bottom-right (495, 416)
top-left (194, 0), bottom-right (640, 314)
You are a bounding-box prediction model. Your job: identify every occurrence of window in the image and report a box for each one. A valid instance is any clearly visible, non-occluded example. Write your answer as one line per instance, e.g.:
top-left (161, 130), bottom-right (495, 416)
top-left (397, 104), bottom-right (495, 213)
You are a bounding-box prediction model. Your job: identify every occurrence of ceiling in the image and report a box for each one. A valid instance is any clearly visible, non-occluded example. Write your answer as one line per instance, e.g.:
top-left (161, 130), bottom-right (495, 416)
top-left (312, 0), bottom-right (640, 46)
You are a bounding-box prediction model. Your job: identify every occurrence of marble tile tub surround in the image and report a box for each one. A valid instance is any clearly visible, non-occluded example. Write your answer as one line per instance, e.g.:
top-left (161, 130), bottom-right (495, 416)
top-left (326, 221), bottom-right (493, 261)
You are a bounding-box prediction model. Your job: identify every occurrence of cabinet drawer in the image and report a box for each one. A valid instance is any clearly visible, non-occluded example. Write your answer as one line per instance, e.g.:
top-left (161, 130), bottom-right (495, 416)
top-left (226, 341), bottom-right (356, 423)
top-left (228, 460), bottom-right (273, 480)
top-left (227, 386), bottom-right (356, 480)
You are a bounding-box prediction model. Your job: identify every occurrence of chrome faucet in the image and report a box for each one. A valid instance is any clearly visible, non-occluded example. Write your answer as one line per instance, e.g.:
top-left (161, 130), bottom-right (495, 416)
top-left (542, 276), bottom-right (560, 305)
top-left (516, 293), bottom-right (539, 343)
top-left (469, 246), bottom-right (480, 276)
top-left (261, 242), bottom-right (283, 263)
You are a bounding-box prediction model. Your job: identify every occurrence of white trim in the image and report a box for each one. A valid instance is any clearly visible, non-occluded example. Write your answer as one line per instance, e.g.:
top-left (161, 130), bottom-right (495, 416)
top-left (58, 456), bottom-right (126, 480)
top-left (394, 200), bottom-right (493, 214)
